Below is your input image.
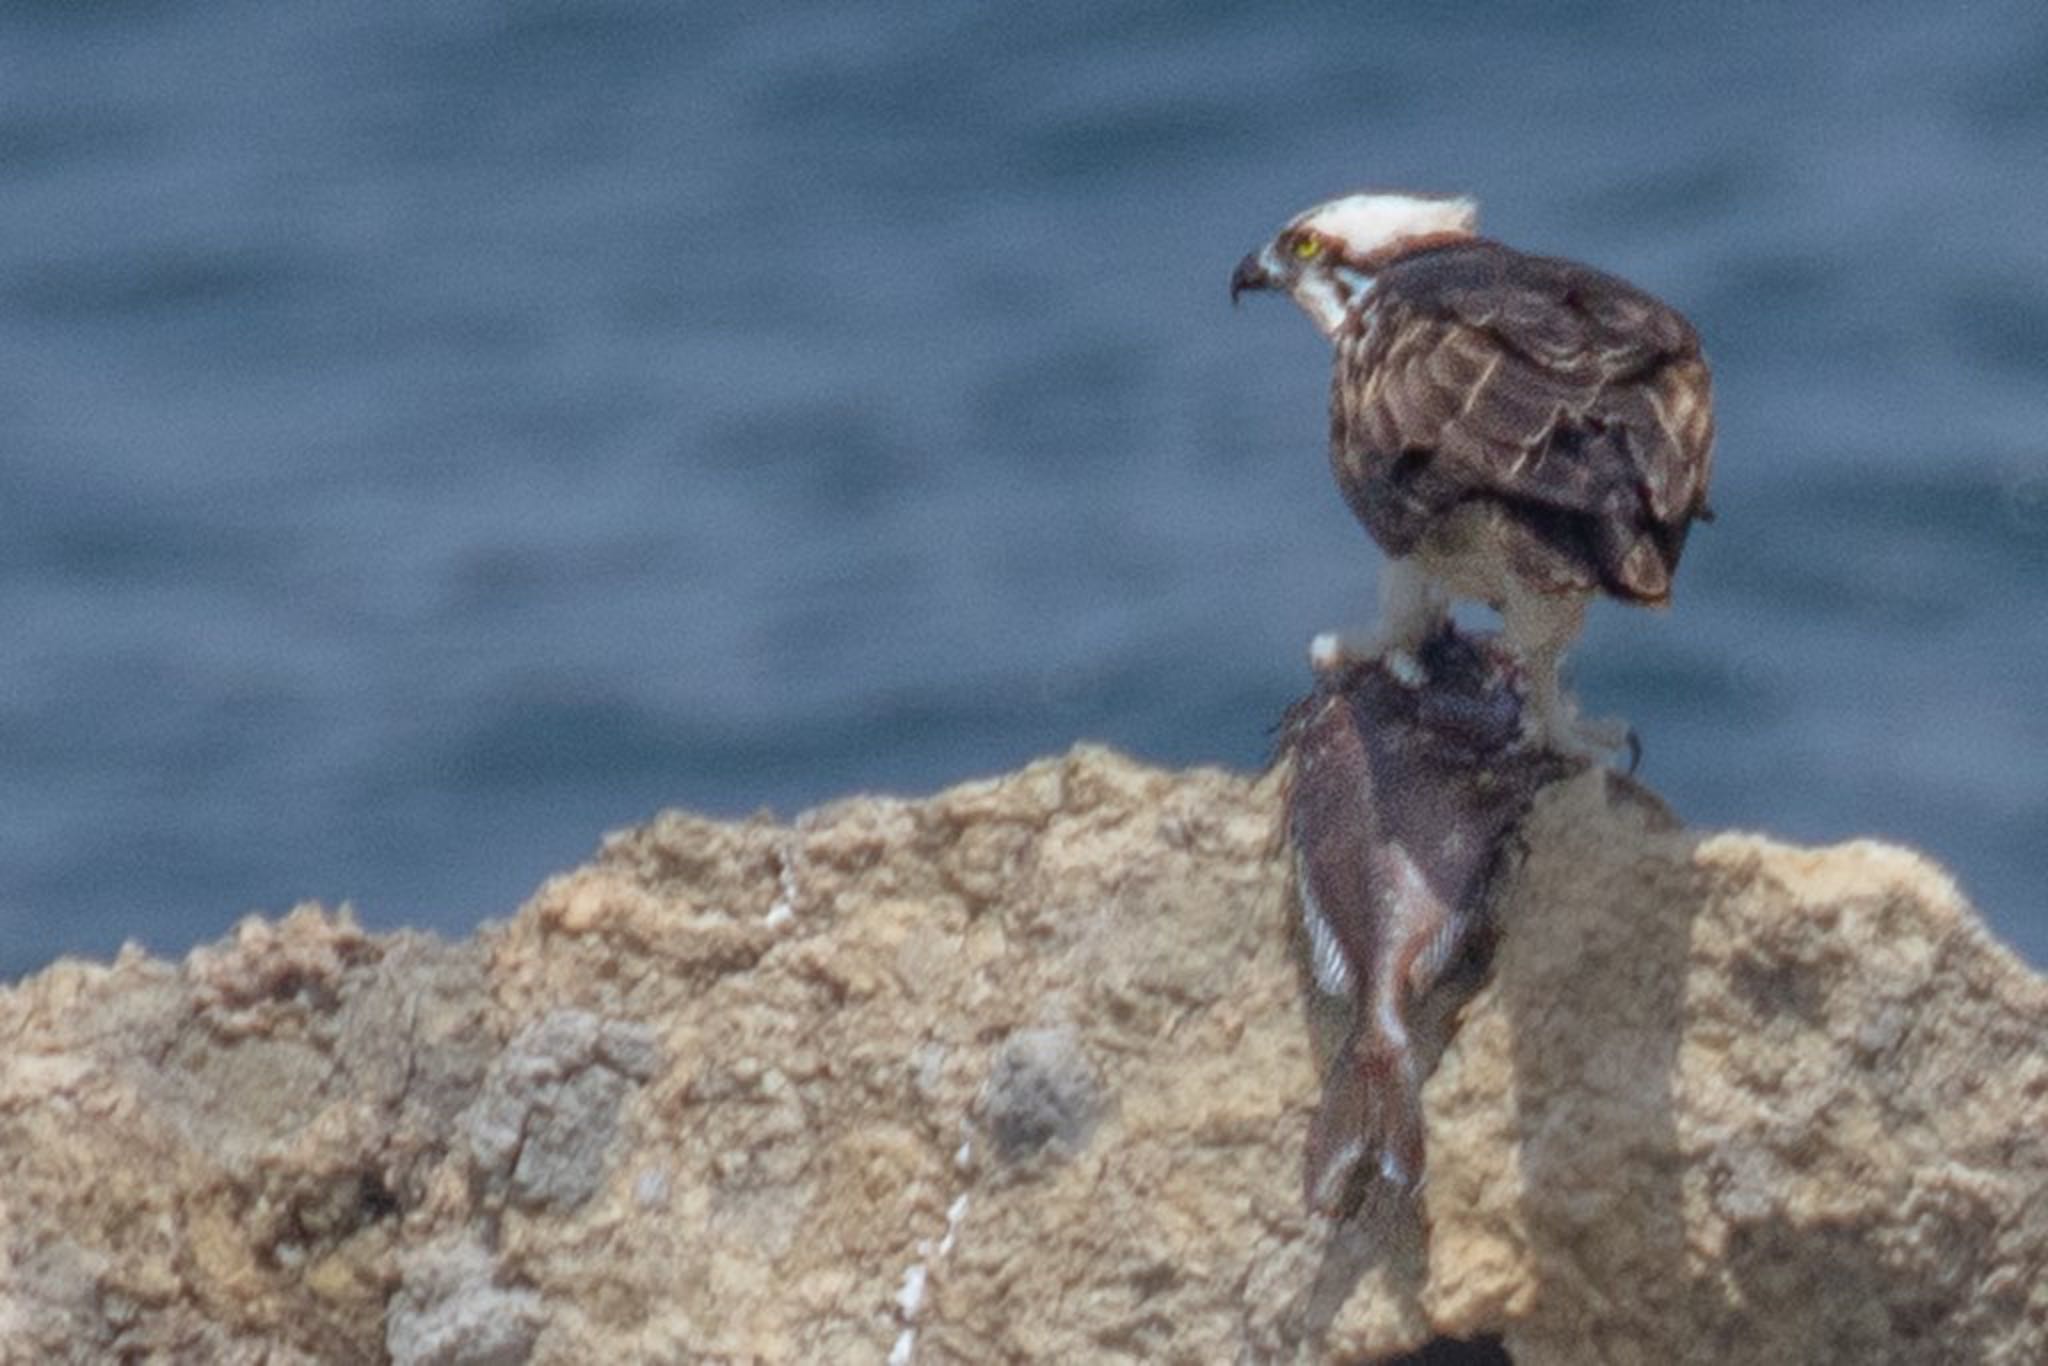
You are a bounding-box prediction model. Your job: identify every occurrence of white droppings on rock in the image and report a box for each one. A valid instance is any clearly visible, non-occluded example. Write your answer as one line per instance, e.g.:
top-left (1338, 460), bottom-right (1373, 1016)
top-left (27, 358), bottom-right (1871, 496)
top-left (896, 1262), bottom-right (927, 1319)
top-left (886, 1164), bottom-right (972, 1363)
top-left (768, 842), bottom-right (802, 927)
top-left (938, 1194), bottom-right (969, 1257)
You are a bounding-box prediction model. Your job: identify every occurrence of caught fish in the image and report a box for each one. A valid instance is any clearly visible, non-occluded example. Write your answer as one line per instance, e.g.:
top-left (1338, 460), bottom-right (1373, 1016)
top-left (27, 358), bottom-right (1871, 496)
top-left (1278, 625), bottom-right (1577, 1215)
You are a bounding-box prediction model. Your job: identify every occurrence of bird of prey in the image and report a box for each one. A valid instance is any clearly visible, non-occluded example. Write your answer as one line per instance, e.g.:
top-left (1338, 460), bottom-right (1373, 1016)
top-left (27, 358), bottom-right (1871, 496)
top-left (1231, 191), bottom-right (1715, 758)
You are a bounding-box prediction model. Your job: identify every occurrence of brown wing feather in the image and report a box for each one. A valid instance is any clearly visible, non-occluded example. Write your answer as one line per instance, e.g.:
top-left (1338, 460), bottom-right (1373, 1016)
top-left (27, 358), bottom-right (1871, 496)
top-left (1331, 240), bottom-right (1715, 603)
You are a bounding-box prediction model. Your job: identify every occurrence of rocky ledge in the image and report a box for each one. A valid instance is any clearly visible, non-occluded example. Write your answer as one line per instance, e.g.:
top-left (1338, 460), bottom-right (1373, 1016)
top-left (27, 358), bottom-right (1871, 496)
top-left (2, 748), bottom-right (2043, 1363)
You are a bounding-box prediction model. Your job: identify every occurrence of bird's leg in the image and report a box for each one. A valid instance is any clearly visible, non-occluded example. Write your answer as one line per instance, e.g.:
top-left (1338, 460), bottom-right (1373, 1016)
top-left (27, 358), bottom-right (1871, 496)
top-left (1500, 591), bottom-right (1631, 762)
top-left (1309, 558), bottom-right (1446, 684)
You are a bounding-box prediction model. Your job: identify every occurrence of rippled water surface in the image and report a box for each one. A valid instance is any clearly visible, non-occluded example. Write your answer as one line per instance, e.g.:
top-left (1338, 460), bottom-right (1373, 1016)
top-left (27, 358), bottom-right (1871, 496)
top-left (3, 1), bottom-right (2044, 976)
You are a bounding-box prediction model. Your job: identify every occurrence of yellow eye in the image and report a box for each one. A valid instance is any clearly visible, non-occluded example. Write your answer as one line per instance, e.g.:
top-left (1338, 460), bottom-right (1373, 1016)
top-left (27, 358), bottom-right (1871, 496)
top-left (1292, 236), bottom-right (1322, 260)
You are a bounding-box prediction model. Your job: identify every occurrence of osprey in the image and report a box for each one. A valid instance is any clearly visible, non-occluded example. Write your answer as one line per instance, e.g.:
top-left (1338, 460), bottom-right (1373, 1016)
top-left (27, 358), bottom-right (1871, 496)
top-left (1231, 191), bottom-right (1715, 758)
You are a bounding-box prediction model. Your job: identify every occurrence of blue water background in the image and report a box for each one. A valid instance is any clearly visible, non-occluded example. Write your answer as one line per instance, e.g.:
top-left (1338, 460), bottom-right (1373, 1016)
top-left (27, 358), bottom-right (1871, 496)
top-left (3, 1), bottom-right (2044, 978)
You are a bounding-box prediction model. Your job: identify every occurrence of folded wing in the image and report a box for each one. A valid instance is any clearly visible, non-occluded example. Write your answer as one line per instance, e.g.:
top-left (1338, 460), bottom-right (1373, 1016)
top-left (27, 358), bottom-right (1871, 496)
top-left (1333, 242), bottom-right (1714, 603)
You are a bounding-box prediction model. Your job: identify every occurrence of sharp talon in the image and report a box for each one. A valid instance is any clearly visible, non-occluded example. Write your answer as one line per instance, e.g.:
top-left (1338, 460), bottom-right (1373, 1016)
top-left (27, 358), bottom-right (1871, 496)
top-left (1623, 727), bottom-right (1643, 775)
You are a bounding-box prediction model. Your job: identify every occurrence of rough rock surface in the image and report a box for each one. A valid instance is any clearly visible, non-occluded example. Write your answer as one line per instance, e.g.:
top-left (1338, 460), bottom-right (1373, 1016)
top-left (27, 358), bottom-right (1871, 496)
top-left (0, 747), bottom-right (2042, 1363)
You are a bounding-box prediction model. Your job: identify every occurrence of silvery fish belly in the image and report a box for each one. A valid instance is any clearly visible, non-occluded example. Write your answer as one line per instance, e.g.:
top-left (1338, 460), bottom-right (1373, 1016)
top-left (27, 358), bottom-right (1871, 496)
top-left (1278, 626), bottom-right (1576, 1215)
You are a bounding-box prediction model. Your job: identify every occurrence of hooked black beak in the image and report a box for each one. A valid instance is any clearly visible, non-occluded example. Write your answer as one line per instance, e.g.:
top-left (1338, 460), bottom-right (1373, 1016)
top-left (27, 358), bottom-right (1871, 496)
top-left (1230, 251), bottom-right (1274, 305)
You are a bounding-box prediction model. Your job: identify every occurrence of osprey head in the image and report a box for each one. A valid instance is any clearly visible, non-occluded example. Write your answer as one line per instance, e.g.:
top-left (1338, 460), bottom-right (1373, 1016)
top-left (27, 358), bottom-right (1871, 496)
top-left (1231, 191), bottom-right (1479, 338)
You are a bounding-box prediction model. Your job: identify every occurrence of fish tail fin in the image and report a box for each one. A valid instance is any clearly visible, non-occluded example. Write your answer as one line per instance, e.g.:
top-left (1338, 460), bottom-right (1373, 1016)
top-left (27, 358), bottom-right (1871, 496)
top-left (1304, 1030), bottom-right (1425, 1215)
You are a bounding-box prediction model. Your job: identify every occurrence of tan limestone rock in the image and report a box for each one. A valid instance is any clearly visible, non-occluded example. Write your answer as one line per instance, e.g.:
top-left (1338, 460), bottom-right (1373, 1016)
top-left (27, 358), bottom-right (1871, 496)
top-left (0, 748), bottom-right (2040, 1363)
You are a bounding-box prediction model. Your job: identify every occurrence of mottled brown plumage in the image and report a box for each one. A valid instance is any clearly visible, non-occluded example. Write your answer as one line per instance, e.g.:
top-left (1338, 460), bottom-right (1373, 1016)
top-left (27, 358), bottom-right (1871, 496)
top-left (1334, 239), bottom-right (1714, 606)
top-left (1231, 190), bottom-right (1717, 758)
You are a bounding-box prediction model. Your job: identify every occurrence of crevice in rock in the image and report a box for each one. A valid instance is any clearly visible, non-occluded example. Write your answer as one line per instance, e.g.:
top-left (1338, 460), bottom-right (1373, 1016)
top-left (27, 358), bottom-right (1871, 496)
top-left (1379, 1334), bottom-right (1512, 1365)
